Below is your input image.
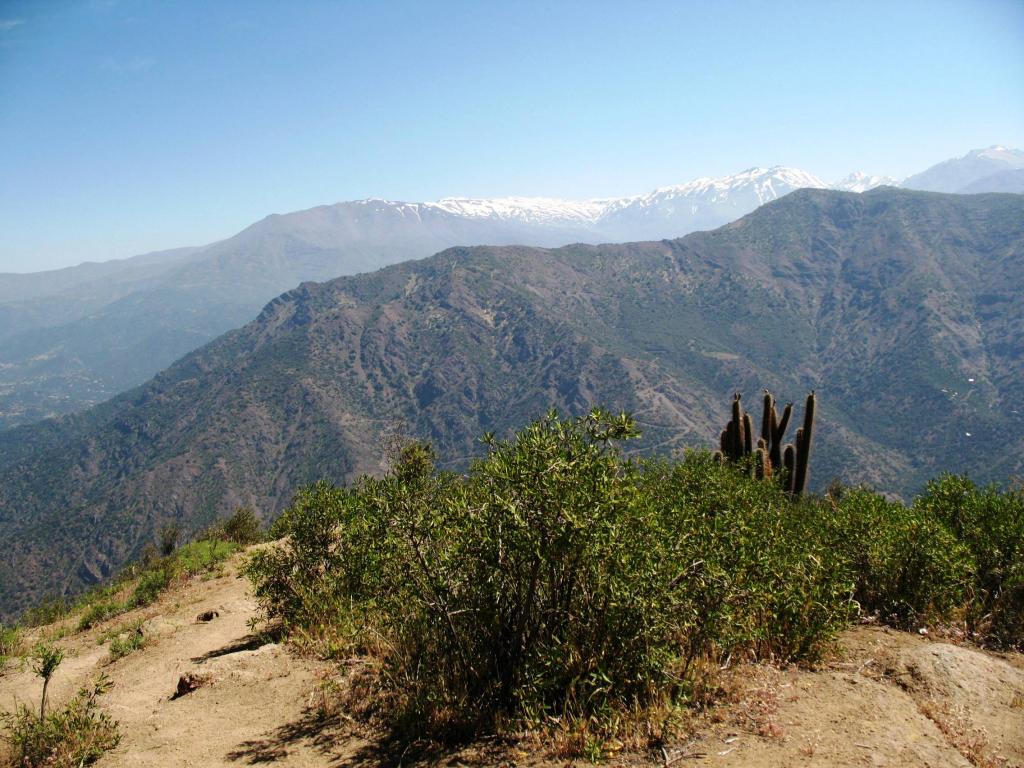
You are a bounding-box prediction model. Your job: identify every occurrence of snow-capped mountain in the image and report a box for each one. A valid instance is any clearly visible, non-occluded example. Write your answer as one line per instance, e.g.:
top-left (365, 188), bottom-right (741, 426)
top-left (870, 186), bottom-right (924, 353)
top-left (421, 196), bottom-right (611, 225)
top-left (832, 172), bottom-right (899, 193)
top-left (902, 146), bottom-right (1024, 193)
top-left (342, 167), bottom-right (831, 243)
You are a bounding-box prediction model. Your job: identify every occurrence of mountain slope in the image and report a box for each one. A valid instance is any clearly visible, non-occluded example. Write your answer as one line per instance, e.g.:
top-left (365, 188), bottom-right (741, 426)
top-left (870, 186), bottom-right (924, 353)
top-left (902, 146), bottom-right (1024, 193)
top-left (958, 168), bottom-right (1024, 194)
top-left (0, 167), bottom-right (827, 428)
top-left (1, 187), bottom-right (1022, 619)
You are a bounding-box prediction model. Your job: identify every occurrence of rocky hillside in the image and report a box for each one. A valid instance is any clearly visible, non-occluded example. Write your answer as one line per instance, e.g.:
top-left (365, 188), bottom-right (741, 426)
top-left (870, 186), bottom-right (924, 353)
top-left (0, 167), bottom-right (827, 429)
top-left (0, 187), bottom-right (1022, 618)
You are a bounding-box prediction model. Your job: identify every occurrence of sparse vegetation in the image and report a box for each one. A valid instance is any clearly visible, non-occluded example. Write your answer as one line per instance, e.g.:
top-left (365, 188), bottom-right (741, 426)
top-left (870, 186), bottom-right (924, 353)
top-left (72, 529), bottom-right (243, 633)
top-left (246, 409), bottom-right (1024, 754)
top-left (100, 619), bottom-right (147, 662)
top-left (0, 675), bottom-right (119, 768)
top-left (2, 642), bottom-right (118, 767)
top-left (0, 626), bottom-right (22, 674)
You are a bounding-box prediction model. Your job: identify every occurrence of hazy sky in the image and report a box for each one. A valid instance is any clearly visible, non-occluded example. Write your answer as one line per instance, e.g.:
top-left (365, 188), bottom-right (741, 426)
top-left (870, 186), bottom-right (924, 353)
top-left (1, 0), bottom-right (1022, 273)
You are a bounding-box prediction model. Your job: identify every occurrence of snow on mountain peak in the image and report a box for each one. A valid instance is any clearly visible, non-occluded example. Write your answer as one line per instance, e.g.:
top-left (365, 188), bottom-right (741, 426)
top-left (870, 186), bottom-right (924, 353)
top-left (831, 172), bottom-right (900, 193)
top-left (427, 196), bottom-right (610, 224)
top-left (346, 164), bottom-right (919, 238)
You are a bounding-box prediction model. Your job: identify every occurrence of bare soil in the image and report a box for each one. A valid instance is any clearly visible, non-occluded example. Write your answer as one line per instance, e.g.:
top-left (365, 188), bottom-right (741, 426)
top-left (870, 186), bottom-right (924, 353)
top-left (2, 556), bottom-right (1021, 767)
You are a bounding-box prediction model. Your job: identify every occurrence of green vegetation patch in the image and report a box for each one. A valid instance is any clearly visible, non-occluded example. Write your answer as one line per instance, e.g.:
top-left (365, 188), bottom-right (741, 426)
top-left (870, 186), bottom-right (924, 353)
top-left (0, 645), bottom-right (119, 767)
top-left (246, 410), bottom-right (1024, 754)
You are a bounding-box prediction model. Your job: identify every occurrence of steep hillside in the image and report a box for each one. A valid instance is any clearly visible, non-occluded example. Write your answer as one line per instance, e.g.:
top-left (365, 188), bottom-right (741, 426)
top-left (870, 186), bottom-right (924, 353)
top-left (0, 188), bottom-right (1022, 618)
top-left (0, 167), bottom-right (830, 428)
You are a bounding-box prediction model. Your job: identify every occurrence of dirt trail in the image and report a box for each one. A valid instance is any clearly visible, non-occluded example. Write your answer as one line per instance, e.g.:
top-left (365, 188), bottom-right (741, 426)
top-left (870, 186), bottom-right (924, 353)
top-left (2, 559), bottom-right (1022, 767)
top-left (0, 559), bottom-right (358, 766)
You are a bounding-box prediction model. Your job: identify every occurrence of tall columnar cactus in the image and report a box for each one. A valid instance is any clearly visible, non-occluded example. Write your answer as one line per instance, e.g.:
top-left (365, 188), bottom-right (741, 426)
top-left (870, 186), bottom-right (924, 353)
top-left (791, 391), bottom-right (815, 496)
top-left (714, 389), bottom-right (816, 497)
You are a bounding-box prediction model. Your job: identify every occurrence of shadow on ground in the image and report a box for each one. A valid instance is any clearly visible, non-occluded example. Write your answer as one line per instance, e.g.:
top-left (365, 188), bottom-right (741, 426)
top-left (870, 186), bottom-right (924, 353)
top-left (191, 633), bottom-right (274, 663)
top-left (225, 706), bottom-right (516, 767)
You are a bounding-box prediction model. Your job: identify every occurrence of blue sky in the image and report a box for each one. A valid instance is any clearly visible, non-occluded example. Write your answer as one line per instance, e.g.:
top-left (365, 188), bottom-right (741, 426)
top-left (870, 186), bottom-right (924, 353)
top-left (1, 0), bottom-right (1022, 273)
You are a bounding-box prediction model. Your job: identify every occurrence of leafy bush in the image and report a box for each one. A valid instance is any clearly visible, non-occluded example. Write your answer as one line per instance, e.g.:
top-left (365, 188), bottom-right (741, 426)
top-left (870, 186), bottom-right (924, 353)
top-left (158, 523), bottom-right (180, 557)
top-left (0, 625), bottom-right (21, 672)
top-left (217, 507), bottom-right (264, 545)
top-left (76, 600), bottom-right (123, 632)
top-left (914, 475), bottom-right (1024, 649)
top-left (0, 676), bottom-right (119, 767)
top-left (825, 488), bottom-right (973, 627)
top-left (107, 625), bottom-right (146, 662)
top-left (246, 410), bottom-right (857, 744)
top-left (128, 564), bottom-right (174, 609)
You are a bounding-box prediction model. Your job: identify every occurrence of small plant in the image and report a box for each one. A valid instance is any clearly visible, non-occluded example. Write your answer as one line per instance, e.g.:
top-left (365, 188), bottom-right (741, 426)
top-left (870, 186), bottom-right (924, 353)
top-left (100, 620), bottom-right (147, 662)
top-left (0, 675), bottom-right (120, 767)
top-left (0, 624), bottom-right (22, 672)
top-left (129, 563), bottom-right (175, 608)
top-left (76, 599), bottom-right (124, 632)
top-left (31, 643), bottom-right (65, 720)
top-left (219, 507), bottom-right (263, 545)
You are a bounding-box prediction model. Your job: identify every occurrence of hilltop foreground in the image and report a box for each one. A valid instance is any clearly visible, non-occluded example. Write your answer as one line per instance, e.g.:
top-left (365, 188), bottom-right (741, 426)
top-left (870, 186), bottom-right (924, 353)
top-left (1, 550), bottom-right (1021, 767)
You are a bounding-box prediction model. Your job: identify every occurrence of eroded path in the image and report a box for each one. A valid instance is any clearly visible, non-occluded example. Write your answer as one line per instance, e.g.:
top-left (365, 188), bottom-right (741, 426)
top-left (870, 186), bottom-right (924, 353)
top-left (0, 558), bottom-right (363, 766)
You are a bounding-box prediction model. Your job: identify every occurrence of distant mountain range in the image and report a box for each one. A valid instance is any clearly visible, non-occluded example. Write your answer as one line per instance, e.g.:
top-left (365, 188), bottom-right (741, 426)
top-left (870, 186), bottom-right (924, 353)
top-left (902, 146), bottom-right (1024, 194)
top-left (1, 187), bottom-right (1022, 619)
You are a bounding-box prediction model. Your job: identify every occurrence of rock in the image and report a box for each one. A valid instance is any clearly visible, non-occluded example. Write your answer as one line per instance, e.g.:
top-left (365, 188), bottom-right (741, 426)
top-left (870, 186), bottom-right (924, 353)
top-left (172, 672), bottom-right (211, 699)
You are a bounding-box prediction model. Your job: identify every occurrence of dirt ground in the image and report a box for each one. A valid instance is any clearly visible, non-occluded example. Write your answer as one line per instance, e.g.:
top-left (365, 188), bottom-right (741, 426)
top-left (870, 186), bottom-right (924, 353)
top-left (1, 556), bottom-right (1021, 767)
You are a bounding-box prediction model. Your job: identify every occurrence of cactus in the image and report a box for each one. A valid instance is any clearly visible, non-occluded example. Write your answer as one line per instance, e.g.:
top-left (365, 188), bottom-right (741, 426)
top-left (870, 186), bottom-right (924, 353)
top-left (713, 389), bottom-right (817, 497)
top-left (791, 391), bottom-right (815, 496)
top-left (783, 444), bottom-right (796, 492)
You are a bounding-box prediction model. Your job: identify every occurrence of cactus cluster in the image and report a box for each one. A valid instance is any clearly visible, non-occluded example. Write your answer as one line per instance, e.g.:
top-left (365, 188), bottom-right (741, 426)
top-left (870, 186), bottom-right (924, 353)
top-left (714, 390), bottom-right (816, 496)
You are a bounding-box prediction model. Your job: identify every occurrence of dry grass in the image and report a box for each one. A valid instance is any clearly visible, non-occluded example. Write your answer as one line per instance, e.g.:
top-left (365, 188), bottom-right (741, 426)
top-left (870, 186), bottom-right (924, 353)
top-left (720, 664), bottom-right (785, 740)
top-left (916, 697), bottom-right (1008, 768)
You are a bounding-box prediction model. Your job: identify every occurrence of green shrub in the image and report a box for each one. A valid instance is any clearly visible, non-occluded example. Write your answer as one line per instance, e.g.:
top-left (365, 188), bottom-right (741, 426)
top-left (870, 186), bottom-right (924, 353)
top-left (218, 507), bottom-right (264, 545)
top-left (653, 456), bottom-right (855, 664)
top-left (0, 675), bottom-right (119, 767)
top-left (247, 481), bottom-right (362, 633)
top-left (159, 523), bottom-right (180, 557)
top-left (174, 540), bottom-right (240, 576)
top-left (0, 625), bottom-right (22, 671)
top-left (76, 600), bottom-right (124, 632)
top-left (915, 475), bottom-right (1024, 648)
top-left (107, 624), bottom-right (146, 662)
top-left (128, 564), bottom-right (175, 609)
top-left (827, 488), bottom-right (973, 627)
top-left (246, 410), bottom-right (857, 744)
